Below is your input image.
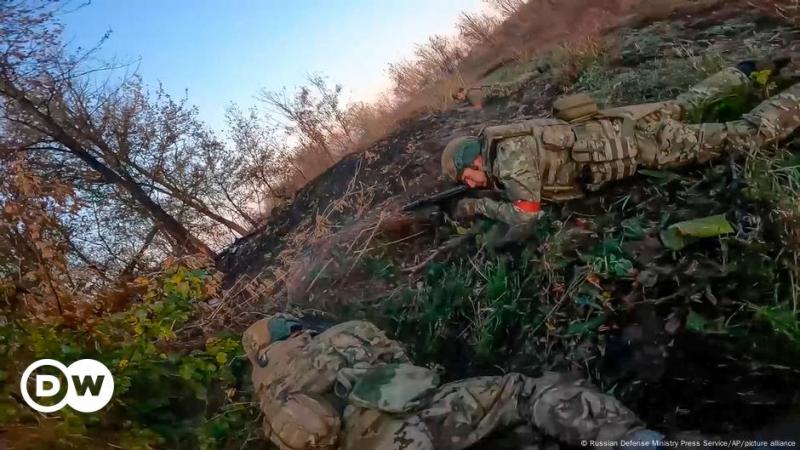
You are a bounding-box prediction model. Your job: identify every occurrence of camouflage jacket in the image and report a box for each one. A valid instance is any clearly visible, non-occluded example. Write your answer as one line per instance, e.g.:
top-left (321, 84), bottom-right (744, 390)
top-left (468, 67), bottom-right (754, 226)
top-left (245, 319), bottom-right (648, 450)
top-left (245, 320), bottom-right (413, 450)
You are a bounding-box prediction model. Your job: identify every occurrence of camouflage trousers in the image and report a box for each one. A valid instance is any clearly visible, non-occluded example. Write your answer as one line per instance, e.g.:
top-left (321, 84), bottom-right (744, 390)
top-left (637, 80), bottom-right (800, 169)
top-left (342, 372), bottom-right (643, 450)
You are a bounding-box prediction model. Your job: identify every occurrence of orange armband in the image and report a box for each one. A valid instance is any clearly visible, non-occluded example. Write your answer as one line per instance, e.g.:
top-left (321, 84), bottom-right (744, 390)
top-left (513, 200), bottom-right (541, 214)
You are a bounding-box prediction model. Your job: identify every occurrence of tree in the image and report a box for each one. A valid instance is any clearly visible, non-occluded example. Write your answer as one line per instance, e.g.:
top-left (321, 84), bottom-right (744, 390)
top-left (260, 74), bottom-right (358, 165)
top-left (485, 0), bottom-right (527, 18)
top-left (0, 150), bottom-right (76, 316)
top-left (457, 12), bottom-right (500, 48)
top-left (388, 35), bottom-right (466, 100)
top-left (0, 3), bottom-right (254, 257)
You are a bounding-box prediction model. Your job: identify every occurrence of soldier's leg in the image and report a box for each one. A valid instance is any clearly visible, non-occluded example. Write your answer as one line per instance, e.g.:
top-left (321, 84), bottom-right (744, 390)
top-left (636, 118), bottom-right (730, 169)
top-left (739, 81), bottom-right (800, 145)
top-left (389, 374), bottom-right (532, 450)
top-left (672, 67), bottom-right (752, 121)
top-left (524, 372), bottom-right (646, 444)
top-left (342, 408), bottom-right (434, 450)
top-left (364, 372), bottom-right (648, 450)
top-left (639, 82), bottom-right (800, 169)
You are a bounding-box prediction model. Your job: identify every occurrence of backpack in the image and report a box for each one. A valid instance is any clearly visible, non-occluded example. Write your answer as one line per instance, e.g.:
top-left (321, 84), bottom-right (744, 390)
top-left (553, 93), bottom-right (599, 122)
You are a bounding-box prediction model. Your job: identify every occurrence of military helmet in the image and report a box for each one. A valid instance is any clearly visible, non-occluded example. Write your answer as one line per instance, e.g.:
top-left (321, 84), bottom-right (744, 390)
top-left (242, 313), bottom-right (303, 366)
top-left (441, 136), bottom-right (482, 182)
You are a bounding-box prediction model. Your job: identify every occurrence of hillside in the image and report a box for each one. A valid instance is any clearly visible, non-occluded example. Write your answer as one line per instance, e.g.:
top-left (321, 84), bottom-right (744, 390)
top-left (215, 0), bottom-right (800, 440)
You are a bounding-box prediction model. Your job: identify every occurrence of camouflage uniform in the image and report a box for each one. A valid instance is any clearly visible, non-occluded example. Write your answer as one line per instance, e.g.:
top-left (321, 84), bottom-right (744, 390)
top-left (456, 67), bottom-right (800, 225)
top-left (455, 70), bottom-right (545, 108)
top-left (243, 315), bottom-right (651, 450)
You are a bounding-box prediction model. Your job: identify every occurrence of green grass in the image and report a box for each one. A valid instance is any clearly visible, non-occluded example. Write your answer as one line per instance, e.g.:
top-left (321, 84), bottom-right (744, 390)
top-left (378, 15), bottom-right (800, 382)
top-left (575, 53), bottom-right (728, 107)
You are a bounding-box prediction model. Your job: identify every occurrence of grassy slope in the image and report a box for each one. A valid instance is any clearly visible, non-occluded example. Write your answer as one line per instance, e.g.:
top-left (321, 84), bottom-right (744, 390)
top-left (219, 2), bottom-right (800, 437)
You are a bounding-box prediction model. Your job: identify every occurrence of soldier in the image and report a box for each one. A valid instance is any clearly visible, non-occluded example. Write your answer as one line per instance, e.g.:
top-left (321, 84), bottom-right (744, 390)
top-left (440, 59), bottom-right (800, 241)
top-left (452, 69), bottom-right (546, 109)
top-left (243, 313), bottom-right (663, 450)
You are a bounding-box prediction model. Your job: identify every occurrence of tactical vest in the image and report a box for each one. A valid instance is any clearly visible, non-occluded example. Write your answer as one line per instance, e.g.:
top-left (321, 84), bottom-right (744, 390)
top-left (571, 117), bottom-right (638, 191)
top-left (480, 119), bottom-right (584, 201)
top-left (248, 321), bottom-right (412, 450)
top-left (479, 114), bottom-right (640, 198)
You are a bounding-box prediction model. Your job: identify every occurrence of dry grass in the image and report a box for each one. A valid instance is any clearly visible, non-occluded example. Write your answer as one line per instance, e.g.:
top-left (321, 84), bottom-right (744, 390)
top-left (253, 0), bottom-right (745, 222)
top-left (750, 0), bottom-right (800, 25)
top-left (345, 0), bottom-right (725, 154)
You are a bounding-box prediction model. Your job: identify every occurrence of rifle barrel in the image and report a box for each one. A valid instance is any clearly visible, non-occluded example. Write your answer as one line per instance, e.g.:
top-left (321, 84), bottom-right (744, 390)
top-left (402, 185), bottom-right (468, 211)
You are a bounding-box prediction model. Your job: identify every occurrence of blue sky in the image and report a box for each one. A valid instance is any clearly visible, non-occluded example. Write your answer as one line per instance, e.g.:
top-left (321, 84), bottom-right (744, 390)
top-left (61, 0), bottom-right (482, 131)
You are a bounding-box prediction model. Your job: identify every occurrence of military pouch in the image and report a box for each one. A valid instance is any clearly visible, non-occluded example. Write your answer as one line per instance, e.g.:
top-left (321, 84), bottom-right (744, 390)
top-left (553, 93), bottom-right (599, 123)
top-left (339, 363), bottom-right (440, 414)
top-left (571, 119), bottom-right (638, 191)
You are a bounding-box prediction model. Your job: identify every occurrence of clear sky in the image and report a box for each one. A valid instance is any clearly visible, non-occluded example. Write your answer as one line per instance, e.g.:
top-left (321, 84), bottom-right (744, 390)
top-left (60, 0), bottom-right (482, 131)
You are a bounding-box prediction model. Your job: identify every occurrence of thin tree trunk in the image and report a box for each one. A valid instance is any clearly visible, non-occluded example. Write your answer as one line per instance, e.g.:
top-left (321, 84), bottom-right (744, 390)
top-left (219, 183), bottom-right (258, 228)
top-left (115, 157), bottom-right (249, 235)
top-left (0, 78), bottom-right (214, 257)
top-left (121, 226), bottom-right (159, 278)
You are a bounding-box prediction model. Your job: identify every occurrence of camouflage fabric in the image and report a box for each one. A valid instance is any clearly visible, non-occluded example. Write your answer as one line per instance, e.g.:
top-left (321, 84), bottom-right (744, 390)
top-left (245, 317), bottom-right (649, 450)
top-left (446, 67), bottom-right (800, 226)
top-left (342, 363), bottom-right (440, 413)
top-left (243, 320), bottom-right (410, 450)
top-left (345, 372), bottom-right (643, 450)
top-left (673, 66), bottom-right (752, 121)
top-left (457, 71), bottom-right (544, 107)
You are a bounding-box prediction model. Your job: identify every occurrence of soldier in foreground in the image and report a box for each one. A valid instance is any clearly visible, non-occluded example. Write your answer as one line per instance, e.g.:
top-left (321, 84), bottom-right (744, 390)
top-left (243, 314), bottom-right (662, 450)
top-left (441, 60), bottom-right (800, 240)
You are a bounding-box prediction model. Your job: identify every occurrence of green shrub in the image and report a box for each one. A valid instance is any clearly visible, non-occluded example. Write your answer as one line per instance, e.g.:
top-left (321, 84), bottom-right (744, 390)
top-left (0, 266), bottom-right (259, 449)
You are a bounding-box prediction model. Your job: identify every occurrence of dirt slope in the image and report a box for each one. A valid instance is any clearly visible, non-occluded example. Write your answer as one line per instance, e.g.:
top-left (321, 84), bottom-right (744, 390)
top-left (216, 2), bottom-right (800, 437)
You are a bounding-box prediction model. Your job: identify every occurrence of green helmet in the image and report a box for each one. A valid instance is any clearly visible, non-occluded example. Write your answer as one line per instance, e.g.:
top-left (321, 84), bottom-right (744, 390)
top-left (242, 313), bottom-right (303, 366)
top-left (441, 136), bottom-right (482, 182)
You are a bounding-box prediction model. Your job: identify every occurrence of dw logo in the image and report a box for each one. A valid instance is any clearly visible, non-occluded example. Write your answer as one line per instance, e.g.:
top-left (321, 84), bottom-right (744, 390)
top-left (20, 359), bottom-right (114, 413)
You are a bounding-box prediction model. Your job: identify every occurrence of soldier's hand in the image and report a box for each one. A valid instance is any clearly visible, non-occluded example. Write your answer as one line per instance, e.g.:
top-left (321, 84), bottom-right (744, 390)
top-left (454, 198), bottom-right (480, 220)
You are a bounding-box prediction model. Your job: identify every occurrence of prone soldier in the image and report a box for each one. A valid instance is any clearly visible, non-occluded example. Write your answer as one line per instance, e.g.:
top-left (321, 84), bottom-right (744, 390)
top-left (243, 314), bottom-right (663, 450)
top-left (441, 59), bottom-right (800, 242)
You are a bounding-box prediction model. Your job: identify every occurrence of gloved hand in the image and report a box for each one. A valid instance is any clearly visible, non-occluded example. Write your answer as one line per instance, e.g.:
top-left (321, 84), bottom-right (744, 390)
top-left (738, 55), bottom-right (799, 87)
top-left (453, 198), bottom-right (480, 220)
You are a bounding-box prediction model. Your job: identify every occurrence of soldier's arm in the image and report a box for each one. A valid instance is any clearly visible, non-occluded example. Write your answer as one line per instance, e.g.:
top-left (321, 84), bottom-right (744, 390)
top-left (470, 137), bottom-right (543, 225)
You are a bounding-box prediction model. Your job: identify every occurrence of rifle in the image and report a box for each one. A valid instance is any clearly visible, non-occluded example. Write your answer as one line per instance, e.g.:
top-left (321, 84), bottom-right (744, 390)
top-left (402, 185), bottom-right (468, 212)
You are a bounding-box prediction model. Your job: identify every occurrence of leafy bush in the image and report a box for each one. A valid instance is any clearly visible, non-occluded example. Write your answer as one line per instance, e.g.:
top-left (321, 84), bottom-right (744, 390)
top-left (0, 266), bottom-right (259, 449)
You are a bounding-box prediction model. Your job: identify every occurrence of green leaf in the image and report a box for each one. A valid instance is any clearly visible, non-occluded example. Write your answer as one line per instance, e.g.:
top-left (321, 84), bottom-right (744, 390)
top-left (660, 214), bottom-right (734, 250)
top-left (609, 255), bottom-right (634, 277)
top-left (685, 310), bottom-right (709, 332)
top-left (621, 217), bottom-right (645, 240)
top-left (567, 314), bottom-right (606, 337)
